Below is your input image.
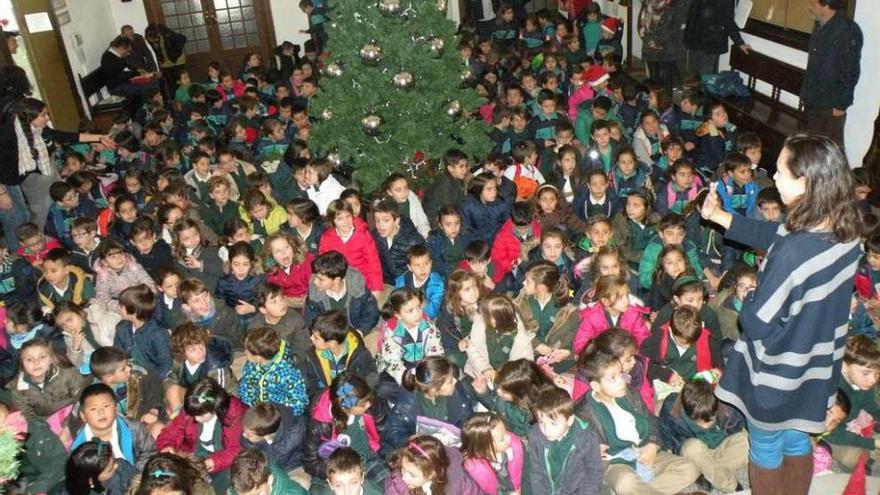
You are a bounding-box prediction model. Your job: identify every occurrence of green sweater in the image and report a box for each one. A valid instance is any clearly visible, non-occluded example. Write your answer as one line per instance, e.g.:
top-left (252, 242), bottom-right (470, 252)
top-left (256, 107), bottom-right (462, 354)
top-left (475, 387), bottom-right (532, 437)
top-left (826, 376), bottom-right (880, 450)
top-left (638, 238), bottom-right (704, 291)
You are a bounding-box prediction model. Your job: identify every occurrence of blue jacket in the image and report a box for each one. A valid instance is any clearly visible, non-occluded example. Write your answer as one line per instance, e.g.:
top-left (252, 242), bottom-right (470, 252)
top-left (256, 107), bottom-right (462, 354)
top-left (715, 176), bottom-right (758, 218)
top-left (610, 163), bottom-right (651, 198)
top-left (395, 271), bottom-right (445, 319)
top-left (238, 342), bottom-right (309, 414)
top-left (113, 319), bottom-right (173, 379)
top-left (215, 273), bottom-right (266, 310)
top-left (461, 195), bottom-right (510, 245)
top-left (240, 403), bottom-right (307, 471)
top-left (385, 381), bottom-right (476, 450)
top-left (426, 230), bottom-right (473, 279)
top-left (658, 392), bottom-right (746, 455)
top-left (72, 415), bottom-right (157, 471)
top-left (45, 198), bottom-right (98, 250)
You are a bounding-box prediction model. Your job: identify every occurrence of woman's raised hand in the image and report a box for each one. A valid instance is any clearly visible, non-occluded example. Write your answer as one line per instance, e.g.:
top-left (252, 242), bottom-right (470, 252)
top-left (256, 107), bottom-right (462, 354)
top-left (701, 182), bottom-right (721, 221)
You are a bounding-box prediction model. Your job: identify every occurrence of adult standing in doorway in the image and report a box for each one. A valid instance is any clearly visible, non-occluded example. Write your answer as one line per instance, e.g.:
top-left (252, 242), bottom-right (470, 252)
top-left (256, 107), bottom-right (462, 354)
top-left (801, 0), bottom-right (863, 147)
top-left (144, 23), bottom-right (187, 96)
top-left (683, 0), bottom-right (752, 76)
top-left (701, 134), bottom-right (862, 495)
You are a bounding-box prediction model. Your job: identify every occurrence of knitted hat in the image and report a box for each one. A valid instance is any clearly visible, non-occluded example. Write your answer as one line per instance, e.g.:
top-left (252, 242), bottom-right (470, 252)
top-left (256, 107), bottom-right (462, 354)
top-left (601, 17), bottom-right (620, 35)
top-left (583, 66), bottom-right (610, 87)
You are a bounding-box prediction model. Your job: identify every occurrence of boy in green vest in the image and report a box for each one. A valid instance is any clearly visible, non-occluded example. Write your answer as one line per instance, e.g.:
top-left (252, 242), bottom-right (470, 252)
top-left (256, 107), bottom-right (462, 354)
top-left (576, 349), bottom-right (699, 495)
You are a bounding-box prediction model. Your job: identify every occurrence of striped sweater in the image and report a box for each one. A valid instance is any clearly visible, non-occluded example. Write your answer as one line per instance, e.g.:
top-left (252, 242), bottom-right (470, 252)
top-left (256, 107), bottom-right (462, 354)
top-left (715, 216), bottom-right (862, 433)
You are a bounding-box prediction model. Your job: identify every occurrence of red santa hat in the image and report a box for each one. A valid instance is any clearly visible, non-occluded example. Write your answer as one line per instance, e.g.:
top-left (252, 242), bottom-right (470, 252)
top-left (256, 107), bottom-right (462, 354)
top-left (583, 66), bottom-right (610, 87)
top-left (601, 17), bottom-right (620, 35)
top-left (841, 453), bottom-right (867, 495)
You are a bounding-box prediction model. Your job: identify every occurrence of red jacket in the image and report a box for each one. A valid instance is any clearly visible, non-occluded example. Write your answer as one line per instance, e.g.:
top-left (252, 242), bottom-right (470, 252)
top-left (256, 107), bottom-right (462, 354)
top-left (573, 300), bottom-right (650, 355)
top-left (17, 237), bottom-right (62, 265)
top-left (266, 252), bottom-right (314, 298)
top-left (489, 219), bottom-right (542, 284)
top-left (318, 218), bottom-right (383, 292)
top-left (156, 397), bottom-right (247, 473)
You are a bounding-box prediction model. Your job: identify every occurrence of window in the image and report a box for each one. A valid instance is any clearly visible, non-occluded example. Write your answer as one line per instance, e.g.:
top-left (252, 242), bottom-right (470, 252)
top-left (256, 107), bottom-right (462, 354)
top-left (744, 0), bottom-right (857, 51)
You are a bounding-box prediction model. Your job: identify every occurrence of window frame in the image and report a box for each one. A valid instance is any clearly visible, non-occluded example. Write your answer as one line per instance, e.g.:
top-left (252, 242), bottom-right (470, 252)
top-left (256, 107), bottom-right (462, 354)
top-left (742, 0), bottom-right (857, 52)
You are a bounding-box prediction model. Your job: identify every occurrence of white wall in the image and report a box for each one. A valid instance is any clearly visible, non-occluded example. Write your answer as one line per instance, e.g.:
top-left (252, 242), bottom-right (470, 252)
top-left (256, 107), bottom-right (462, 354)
top-left (719, 4), bottom-right (880, 168)
top-left (269, 0), bottom-right (309, 46)
top-left (108, 0), bottom-right (149, 34)
top-left (56, 0), bottom-right (118, 76)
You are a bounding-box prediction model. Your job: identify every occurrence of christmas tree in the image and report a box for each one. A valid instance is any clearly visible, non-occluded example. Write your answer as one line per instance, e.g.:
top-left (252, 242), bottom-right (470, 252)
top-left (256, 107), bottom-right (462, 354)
top-left (309, 0), bottom-right (491, 194)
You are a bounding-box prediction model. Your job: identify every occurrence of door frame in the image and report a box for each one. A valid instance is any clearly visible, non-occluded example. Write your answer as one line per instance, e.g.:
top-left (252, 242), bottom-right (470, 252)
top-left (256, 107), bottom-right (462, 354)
top-left (144, 0), bottom-right (278, 77)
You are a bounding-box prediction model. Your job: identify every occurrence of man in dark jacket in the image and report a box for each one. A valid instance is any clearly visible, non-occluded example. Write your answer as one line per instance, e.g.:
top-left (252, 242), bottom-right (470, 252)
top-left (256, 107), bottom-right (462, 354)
top-left (121, 24), bottom-right (158, 74)
top-left (683, 0), bottom-right (752, 75)
top-left (144, 22), bottom-right (187, 95)
top-left (100, 36), bottom-right (154, 97)
top-left (801, 0), bottom-right (863, 146)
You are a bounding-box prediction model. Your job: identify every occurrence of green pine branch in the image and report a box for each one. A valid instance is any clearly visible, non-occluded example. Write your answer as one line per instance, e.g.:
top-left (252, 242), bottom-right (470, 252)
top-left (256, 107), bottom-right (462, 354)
top-left (310, 0), bottom-right (491, 194)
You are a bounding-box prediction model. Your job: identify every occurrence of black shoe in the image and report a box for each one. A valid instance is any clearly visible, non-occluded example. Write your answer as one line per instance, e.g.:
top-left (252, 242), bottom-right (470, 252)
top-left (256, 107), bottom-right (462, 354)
top-left (694, 475), bottom-right (714, 492)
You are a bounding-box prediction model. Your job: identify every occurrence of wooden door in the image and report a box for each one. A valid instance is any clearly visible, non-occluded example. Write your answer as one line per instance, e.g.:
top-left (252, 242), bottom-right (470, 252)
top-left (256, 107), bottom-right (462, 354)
top-left (145, 0), bottom-right (277, 81)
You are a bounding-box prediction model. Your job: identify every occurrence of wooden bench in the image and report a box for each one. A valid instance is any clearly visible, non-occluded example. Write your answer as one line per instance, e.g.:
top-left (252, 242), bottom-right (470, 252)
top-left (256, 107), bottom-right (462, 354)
top-left (715, 49), bottom-right (806, 168)
top-left (78, 68), bottom-right (128, 132)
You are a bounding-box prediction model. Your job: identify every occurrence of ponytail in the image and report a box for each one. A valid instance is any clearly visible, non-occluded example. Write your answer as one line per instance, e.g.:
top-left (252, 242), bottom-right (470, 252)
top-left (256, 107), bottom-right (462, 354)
top-left (381, 287), bottom-right (424, 321)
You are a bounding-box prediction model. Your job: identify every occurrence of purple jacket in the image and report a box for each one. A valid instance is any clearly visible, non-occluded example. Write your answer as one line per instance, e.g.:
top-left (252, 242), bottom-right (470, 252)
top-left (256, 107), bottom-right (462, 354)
top-left (94, 254), bottom-right (157, 313)
top-left (384, 446), bottom-right (484, 495)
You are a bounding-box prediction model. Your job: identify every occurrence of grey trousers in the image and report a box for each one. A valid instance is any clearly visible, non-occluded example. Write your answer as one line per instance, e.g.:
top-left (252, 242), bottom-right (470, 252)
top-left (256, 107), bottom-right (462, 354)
top-left (20, 170), bottom-right (59, 230)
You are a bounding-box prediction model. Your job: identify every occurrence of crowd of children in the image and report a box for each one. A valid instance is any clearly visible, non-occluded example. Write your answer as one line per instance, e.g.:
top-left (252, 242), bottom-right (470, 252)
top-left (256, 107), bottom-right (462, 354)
top-left (0, 2), bottom-right (878, 495)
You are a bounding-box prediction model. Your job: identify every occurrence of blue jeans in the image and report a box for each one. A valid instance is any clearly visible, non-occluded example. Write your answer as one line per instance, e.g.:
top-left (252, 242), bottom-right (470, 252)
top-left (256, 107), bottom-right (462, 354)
top-left (0, 185), bottom-right (29, 251)
top-left (748, 423), bottom-right (812, 469)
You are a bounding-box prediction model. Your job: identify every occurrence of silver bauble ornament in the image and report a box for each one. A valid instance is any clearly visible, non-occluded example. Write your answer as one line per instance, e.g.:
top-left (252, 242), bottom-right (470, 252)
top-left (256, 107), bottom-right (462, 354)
top-left (427, 37), bottom-right (445, 58)
top-left (392, 71), bottom-right (414, 90)
top-left (327, 152), bottom-right (342, 168)
top-left (320, 108), bottom-right (335, 121)
top-left (323, 61), bottom-right (343, 78)
top-left (361, 113), bottom-right (383, 136)
top-left (436, 0), bottom-right (448, 11)
top-left (378, 0), bottom-right (402, 17)
top-left (359, 42), bottom-right (383, 66)
top-left (460, 68), bottom-right (475, 85)
top-left (445, 100), bottom-right (462, 119)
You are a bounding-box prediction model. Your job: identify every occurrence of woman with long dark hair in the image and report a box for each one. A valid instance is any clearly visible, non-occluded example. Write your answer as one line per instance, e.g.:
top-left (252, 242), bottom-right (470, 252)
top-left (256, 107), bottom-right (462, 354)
top-left (0, 66), bottom-right (113, 249)
top-left (701, 133), bottom-right (862, 494)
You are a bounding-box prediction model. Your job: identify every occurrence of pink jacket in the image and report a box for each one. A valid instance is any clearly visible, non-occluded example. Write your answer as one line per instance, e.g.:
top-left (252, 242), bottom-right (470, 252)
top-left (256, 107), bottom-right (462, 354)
top-left (94, 255), bottom-right (157, 313)
top-left (567, 84), bottom-right (595, 122)
top-left (463, 432), bottom-right (524, 494)
top-left (573, 301), bottom-right (650, 355)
